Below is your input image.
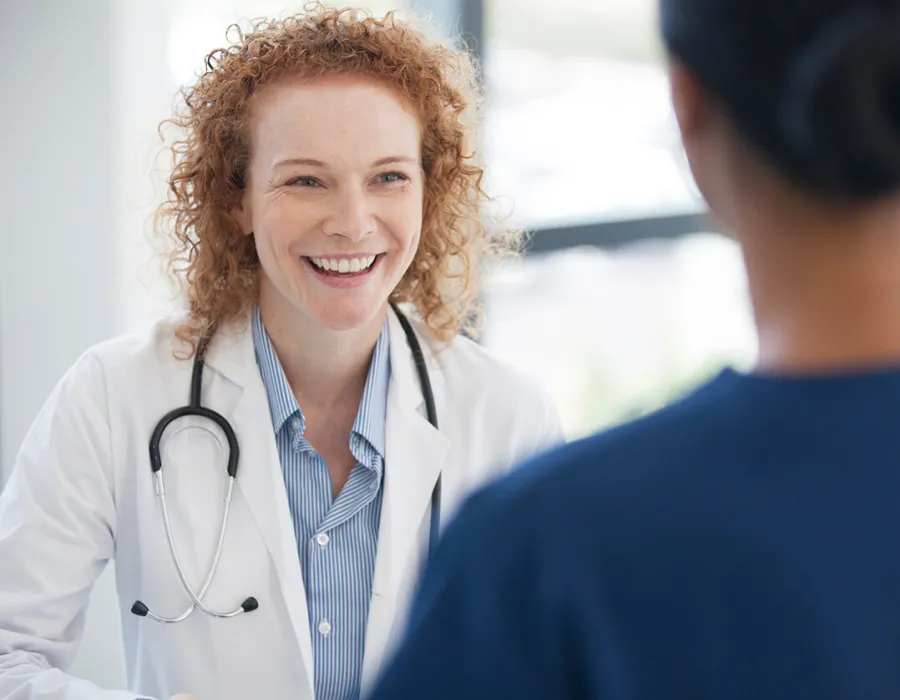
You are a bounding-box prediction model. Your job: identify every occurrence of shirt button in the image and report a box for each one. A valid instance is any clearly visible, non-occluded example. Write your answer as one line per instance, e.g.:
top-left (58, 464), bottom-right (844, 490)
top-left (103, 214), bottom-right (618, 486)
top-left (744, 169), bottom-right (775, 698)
top-left (318, 619), bottom-right (332, 637)
top-left (316, 532), bottom-right (330, 548)
top-left (290, 416), bottom-right (302, 432)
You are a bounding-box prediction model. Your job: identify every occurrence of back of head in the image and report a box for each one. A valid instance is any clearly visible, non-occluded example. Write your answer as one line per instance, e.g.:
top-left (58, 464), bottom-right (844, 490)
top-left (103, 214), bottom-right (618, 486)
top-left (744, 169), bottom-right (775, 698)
top-left (660, 0), bottom-right (900, 200)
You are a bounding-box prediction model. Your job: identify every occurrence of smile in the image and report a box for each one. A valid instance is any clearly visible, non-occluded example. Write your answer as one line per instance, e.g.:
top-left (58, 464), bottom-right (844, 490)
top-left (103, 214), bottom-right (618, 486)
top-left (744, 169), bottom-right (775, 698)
top-left (308, 255), bottom-right (378, 275)
top-left (303, 254), bottom-right (385, 287)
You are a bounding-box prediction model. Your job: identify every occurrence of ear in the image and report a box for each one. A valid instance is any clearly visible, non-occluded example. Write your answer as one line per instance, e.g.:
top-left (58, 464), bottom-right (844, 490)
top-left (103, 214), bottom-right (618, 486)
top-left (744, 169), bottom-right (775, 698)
top-left (668, 58), bottom-right (741, 232)
top-left (668, 59), bottom-right (711, 148)
top-left (232, 194), bottom-right (253, 236)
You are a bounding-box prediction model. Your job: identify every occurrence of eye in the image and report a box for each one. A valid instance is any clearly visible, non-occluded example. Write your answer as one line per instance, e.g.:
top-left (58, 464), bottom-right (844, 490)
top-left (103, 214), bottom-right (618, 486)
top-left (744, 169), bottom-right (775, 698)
top-left (376, 171), bottom-right (409, 185)
top-left (287, 176), bottom-right (322, 188)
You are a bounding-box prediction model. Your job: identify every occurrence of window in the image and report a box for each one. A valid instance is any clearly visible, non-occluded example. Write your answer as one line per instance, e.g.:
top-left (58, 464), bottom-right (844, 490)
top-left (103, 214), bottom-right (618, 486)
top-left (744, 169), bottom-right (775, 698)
top-left (481, 234), bottom-right (756, 439)
top-left (482, 0), bottom-right (700, 229)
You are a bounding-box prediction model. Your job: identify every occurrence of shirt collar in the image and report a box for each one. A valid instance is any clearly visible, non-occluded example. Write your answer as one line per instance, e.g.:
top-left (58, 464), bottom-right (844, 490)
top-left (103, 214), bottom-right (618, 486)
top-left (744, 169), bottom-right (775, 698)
top-left (251, 307), bottom-right (391, 461)
top-left (352, 317), bottom-right (391, 459)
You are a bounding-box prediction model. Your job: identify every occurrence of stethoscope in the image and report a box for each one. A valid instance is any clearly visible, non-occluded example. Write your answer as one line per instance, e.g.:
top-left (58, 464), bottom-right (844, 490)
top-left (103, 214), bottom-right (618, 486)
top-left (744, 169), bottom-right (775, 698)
top-left (131, 306), bottom-right (441, 624)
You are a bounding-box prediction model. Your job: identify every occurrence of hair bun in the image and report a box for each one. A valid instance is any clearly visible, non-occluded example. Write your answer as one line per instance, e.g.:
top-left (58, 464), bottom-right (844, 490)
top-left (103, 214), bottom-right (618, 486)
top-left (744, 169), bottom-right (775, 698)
top-left (779, 10), bottom-right (900, 198)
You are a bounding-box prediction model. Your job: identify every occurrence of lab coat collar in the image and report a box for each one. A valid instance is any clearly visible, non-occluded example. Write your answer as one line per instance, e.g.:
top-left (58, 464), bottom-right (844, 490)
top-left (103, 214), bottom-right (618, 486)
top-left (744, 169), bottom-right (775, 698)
top-left (201, 313), bottom-right (257, 391)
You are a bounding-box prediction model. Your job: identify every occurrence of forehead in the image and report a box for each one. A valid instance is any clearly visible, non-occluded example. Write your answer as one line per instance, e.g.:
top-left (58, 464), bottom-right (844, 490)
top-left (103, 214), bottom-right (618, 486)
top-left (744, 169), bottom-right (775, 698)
top-left (246, 74), bottom-right (422, 165)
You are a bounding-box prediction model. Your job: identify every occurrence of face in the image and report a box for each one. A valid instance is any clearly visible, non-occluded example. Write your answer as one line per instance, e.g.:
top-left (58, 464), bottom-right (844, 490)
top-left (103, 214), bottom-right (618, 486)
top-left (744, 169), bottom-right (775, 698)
top-left (235, 75), bottom-right (424, 331)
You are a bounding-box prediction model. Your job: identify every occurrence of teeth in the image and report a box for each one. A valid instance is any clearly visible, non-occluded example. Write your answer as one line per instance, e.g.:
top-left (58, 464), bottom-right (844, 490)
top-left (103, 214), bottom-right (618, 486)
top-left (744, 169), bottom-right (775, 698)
top-left (310, 255), bottom-right (377, 273)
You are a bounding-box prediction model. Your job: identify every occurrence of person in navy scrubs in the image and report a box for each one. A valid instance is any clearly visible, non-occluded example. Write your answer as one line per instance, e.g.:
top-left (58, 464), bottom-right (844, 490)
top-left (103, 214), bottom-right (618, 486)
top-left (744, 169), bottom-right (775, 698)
top-left (368, 0), bottom-right (900, 697)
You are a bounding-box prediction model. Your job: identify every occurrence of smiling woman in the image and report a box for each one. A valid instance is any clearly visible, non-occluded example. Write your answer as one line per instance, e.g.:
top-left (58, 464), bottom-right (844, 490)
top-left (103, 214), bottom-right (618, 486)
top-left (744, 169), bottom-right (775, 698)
top-left (0, 5), bottom-right (564, 700)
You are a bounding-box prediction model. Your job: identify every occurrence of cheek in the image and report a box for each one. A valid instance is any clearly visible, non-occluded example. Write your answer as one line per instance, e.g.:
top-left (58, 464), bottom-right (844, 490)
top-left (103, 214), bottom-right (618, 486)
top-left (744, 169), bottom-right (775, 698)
top-left (381, 196), bottom-right (424, 251)
top-left (256, 197), bottom-right (313, 249)
top-left (402, 192), bottom-right (425, 246)
top-left (689, 143), bottom-right (741, 229)
top-left (681, 140), bottom-right (719, 206)
top-left (400, 214), bottom-right (423, 266)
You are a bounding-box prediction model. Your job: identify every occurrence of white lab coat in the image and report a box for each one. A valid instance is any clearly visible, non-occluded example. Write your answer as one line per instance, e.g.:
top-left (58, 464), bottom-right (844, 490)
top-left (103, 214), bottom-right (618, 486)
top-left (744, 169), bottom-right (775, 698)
top-left (0, 307), bottom-right (564, 700)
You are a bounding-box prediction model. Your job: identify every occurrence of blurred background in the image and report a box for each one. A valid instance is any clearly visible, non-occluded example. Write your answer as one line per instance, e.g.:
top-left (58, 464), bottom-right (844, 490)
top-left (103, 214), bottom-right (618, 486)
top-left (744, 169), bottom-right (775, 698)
top-left (0, 0), bottom-right (757, 689)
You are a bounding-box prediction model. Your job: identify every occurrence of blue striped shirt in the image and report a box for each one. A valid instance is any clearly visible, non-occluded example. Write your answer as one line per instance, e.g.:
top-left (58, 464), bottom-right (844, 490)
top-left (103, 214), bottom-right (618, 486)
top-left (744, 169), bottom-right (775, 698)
top-left (251, 308), bottom-right (390, 700)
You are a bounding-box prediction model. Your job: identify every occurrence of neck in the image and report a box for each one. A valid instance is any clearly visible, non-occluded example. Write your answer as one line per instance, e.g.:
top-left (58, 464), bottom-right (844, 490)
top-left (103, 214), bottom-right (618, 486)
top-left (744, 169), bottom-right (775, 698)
top-left (739, 197), bottom-right (900, 373)
top-left (258, 286), bottom-right (387, 412)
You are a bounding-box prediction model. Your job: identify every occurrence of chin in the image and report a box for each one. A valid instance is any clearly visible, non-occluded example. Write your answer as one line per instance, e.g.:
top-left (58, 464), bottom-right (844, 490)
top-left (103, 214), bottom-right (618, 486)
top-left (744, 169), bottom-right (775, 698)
top-left (305, 297), bottom-right (386, 332)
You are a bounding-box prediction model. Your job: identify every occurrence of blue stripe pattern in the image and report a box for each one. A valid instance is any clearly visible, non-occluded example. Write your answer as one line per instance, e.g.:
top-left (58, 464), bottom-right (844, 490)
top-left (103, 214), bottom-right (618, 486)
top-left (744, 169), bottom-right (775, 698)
top-left (251, 307), bottom-right (390, 700)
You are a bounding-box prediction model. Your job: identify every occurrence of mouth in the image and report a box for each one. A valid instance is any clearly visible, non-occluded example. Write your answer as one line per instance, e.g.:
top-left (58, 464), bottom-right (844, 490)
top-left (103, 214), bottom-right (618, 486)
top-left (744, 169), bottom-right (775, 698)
top-left (304, 253), bottom-right (384, 278)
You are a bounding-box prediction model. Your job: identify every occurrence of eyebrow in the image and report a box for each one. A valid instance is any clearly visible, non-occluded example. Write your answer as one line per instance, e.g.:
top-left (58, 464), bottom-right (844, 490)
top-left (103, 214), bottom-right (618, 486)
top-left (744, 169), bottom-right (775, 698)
top-left (372, 155), bottom-right (419, 167)
top-left (273, 155), bottom-right (419, 169)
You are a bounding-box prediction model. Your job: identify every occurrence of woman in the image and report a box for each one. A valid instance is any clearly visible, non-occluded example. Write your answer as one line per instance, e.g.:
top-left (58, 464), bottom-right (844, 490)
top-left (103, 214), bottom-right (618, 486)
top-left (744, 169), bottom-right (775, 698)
top-left (369, 1), bottom-right (900, 698)
top-left (0, 6), bottom-right (563, 700)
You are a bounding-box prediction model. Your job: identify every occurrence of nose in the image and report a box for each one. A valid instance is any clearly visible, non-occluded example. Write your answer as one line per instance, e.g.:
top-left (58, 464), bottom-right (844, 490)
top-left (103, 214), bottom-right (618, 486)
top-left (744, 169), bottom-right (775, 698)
top-left (324, 186), bottom-right (375, 242)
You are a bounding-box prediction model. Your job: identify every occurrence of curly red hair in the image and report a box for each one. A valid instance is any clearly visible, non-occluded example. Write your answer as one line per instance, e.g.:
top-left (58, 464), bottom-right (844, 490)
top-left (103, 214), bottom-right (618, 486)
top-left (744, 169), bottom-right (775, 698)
top-left (156, 3), bottom-right (520, 351)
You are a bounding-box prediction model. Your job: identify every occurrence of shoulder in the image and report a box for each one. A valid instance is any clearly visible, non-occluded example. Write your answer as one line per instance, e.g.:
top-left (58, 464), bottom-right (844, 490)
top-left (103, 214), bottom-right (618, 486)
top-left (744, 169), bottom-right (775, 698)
top-left (61, 312), bottom-right (196, 399)
top-left (83, 311), bottom-right (192, 370)
top-left (17, 313), bottom-right (194, 451)
top-left (469, 372), bottom-right (749, 534)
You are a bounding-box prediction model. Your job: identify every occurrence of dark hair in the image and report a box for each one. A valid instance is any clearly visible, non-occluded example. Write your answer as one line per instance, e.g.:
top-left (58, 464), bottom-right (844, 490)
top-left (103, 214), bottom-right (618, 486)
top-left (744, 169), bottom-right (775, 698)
top-left (660, 0), bottom-right (900, 199)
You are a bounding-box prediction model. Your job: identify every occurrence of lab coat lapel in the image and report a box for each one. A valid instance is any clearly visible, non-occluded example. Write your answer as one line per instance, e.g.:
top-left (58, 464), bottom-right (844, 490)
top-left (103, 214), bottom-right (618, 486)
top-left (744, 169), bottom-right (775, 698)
top-left (362, 307), bottom-right (451, 690)
top-left (202, 320), bottom-right (315, 690)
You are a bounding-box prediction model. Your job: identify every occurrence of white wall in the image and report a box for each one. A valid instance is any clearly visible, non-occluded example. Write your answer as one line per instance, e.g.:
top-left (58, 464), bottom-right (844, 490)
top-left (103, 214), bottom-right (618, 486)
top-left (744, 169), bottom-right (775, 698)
top-left (1, 0), bottom-right (117, 480)
top-left (0, 0), bottom-right (172, 690)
